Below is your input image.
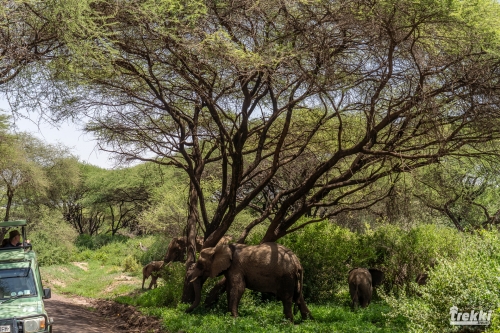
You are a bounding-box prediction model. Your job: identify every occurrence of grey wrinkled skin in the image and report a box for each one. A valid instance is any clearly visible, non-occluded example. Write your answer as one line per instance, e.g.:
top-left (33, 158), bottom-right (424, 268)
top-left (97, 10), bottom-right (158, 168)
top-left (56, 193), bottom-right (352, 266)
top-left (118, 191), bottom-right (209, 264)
top-left (348, 268), bottom-right (384, 308)
top-left (186, 242), bottom-right (313, 322)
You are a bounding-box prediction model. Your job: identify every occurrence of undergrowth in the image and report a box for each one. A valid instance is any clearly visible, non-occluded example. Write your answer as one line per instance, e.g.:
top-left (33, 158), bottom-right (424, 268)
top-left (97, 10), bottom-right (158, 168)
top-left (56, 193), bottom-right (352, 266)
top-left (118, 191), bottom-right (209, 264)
top-left (38, 222), bottom-right (500, 333)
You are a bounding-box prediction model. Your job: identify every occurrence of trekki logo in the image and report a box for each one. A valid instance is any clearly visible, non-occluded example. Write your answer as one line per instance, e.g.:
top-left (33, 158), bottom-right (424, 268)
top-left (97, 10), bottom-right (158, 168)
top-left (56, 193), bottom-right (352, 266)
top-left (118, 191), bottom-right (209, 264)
top-left (450, 306), bottom-right (492, 326)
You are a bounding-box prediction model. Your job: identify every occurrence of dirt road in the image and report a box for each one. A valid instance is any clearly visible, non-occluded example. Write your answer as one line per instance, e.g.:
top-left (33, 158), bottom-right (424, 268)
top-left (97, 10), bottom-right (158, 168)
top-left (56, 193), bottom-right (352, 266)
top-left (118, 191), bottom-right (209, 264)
top-left (44, 293), bottom-right (165, 333)
top-left (44, 293), bottom-right (127, 333)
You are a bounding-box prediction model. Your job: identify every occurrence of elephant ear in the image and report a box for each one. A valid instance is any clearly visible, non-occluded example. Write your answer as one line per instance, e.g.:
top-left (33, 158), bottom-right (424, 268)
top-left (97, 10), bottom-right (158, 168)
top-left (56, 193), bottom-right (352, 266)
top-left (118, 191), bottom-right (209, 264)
top-left (209, 245), bottom-right (232, 278)
top-left (199, 247), bottom-right (216, 260)
top-left (369, 268), bottom-right (384, 287)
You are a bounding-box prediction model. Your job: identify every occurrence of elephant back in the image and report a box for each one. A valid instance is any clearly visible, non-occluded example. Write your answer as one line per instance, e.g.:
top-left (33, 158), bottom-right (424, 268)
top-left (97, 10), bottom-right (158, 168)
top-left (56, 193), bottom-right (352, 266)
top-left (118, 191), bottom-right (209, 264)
top-left (236, 243), bottom-right (304, 284)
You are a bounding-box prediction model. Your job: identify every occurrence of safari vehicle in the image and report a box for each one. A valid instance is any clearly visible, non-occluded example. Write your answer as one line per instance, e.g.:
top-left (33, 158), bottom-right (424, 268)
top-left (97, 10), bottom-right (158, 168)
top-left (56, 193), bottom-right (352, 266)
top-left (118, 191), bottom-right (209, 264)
top-left (0, 220), bottom-right (53, 333)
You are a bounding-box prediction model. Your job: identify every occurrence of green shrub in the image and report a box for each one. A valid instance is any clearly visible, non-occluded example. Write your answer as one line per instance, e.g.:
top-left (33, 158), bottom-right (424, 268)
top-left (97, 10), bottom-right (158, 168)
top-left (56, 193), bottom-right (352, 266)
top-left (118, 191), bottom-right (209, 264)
top-left (364, 224), bottom-right (461, 294)
top-left (122, 255), bottom-right (141, 273)
top-left (28, 210), bottom-right (78, 266)
top-left (93, 241), bottom-right (139, 266)
top-left (73, 236), bottom-right (148, 268)
top-left (138, 235), bottom-right (171, 265)
top-left (276, 221), bottom-right (465, 303)
top-left (75, 233), bottom-right (128, 250)
top-left (487, 307), bottom-right (500, 332)
top-left (384, 230), bottom-right (500, 333)
top-left (279, 220), bottom-right (361, 302)
top-left (117, 261), bottom-right (186, 307)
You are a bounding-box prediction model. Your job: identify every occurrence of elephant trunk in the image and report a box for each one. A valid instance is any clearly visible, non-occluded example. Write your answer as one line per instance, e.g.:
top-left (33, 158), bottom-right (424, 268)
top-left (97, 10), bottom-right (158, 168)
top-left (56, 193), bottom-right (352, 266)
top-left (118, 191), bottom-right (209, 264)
top-left (185, 276), bottom-right (202, 313)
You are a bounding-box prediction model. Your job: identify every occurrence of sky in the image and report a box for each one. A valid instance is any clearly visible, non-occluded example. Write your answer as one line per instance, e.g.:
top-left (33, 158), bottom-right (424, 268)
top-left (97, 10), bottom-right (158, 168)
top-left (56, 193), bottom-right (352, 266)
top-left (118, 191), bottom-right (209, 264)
top-left (0, 98), bottom-right (116, 169)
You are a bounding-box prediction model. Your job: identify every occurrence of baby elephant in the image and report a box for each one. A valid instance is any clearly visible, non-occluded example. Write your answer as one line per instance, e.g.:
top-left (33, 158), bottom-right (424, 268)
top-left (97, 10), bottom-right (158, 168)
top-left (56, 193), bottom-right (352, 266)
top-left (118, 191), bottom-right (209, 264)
top-left (142, 261), bottom-right (168, 289)
top-left (348, 267), bottom-right (384, 308)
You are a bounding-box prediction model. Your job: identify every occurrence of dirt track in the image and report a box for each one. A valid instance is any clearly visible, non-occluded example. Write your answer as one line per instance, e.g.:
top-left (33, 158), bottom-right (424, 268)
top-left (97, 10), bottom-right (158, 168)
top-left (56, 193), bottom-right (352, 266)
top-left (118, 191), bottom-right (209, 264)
top-left (44, 292), bottom-right (166, 333)
top-left (44, 293), bottom-right (128, 333)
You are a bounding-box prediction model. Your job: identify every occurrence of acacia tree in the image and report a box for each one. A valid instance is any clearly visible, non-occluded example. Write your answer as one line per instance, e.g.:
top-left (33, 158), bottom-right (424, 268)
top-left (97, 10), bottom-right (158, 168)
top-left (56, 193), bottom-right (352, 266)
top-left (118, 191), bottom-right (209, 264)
top-left (82, 166), bottom-right (155, 235)
top-left (0, 133), bottom-right (48, 239)
top-left (413, 158), bottom-right (500, 231)
top-left (18, 0), bottom-right (500, 268)
top-left (0, 0), bottom-right (63, 88)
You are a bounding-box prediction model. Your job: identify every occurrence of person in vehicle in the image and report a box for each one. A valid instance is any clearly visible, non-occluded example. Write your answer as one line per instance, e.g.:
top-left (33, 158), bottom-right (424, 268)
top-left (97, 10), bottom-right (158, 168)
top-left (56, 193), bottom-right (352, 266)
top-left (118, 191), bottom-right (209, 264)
top-left (2, 230), bottom-right (29, 248)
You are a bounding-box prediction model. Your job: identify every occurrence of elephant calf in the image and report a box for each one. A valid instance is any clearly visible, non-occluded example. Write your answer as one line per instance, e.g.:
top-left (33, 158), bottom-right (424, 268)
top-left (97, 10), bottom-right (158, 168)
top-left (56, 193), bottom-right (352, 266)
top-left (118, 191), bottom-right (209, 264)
top-left (142, 261), bottom-right (167, 289)
top-left (348, 267), bottom-right (384, 308)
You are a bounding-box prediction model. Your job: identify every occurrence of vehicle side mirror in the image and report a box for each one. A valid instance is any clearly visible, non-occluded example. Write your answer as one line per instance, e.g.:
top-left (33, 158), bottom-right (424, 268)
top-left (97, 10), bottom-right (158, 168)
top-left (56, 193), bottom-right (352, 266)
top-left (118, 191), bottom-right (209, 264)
top-left (43, 288), bottom-right (51, 299)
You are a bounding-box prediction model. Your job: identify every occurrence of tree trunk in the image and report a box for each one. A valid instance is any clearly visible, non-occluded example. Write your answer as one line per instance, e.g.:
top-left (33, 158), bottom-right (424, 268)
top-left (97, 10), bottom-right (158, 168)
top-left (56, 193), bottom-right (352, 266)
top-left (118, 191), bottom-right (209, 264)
top-left (181, 181), bottom-right (201, 303)
top-left (4, 189), bottom-right (13, 222)
top-left (181, 263), bottom-right (197, 304)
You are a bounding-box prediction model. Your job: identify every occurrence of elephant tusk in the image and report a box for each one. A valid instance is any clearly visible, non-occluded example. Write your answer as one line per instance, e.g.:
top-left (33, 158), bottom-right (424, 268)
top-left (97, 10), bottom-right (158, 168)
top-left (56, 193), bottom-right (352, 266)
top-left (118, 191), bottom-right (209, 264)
top-left (189, 276), bottom-right (198, 283)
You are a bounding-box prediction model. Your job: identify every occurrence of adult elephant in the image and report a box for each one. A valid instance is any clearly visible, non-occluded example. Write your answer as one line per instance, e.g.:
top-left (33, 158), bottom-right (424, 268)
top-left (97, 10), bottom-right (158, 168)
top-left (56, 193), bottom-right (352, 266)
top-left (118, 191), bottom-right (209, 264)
top-left (186, 242), bottom-right (313, 322)
top-left (164, 236), bottom-right (204, 264)
top-left (348, 267), bottom-right (384, 308)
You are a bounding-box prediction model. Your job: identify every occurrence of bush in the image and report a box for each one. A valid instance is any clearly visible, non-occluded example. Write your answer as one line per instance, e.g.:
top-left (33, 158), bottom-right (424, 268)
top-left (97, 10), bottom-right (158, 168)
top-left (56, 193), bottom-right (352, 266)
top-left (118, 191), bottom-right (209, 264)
top-left (28, 210), bottom-right (78, 266)
top-left (488, 307), bottom-right (500, 332)
top-left (279, 221), bottom-right (360, 302)
top-left (73, 236), bottom-right (148, 268)
top-left (138, 235), bottom-right (171, 266)
top-left (364, 224), bottom-right (461, 294)
top-left (117, 262), bottom-right (186, 307)
top-left (122, 255), bottom-right (141, 273)
top-left (75, 233), bottom-right (128, 250)
top-left (275, 221), bottom-right (465, 303)
top-left (384, 230), bottom-right (500, 333)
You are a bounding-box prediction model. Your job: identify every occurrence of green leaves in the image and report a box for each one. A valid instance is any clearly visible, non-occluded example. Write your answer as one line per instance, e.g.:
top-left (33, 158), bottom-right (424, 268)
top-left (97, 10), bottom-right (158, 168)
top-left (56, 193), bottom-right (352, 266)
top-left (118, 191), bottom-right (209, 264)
top-left (384, 230), bottom-right (500, 332)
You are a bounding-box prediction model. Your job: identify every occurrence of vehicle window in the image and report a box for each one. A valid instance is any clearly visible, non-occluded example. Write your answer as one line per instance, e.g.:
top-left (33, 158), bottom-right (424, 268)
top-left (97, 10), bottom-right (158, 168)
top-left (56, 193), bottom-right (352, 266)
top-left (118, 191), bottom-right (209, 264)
top-left (0, 268), bottom-right (37, 299)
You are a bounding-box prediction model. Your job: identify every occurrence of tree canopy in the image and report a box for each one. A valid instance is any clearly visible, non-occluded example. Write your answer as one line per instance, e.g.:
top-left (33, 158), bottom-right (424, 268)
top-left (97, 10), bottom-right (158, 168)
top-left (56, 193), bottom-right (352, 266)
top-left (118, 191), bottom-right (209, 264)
top-left (0, 0), bottom-right (62, 86)
top-left (4, 0), bottom-right (500, 252)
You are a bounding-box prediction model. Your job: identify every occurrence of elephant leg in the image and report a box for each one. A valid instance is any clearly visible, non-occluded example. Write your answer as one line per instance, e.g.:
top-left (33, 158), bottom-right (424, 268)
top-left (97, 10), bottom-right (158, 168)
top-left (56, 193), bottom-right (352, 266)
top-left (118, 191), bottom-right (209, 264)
top-left (148, 277), bottom-right (153, 290)
top-left (151, 275), bottom-right (158, 289)
top-left (360, 287), bottom-right (371, 307)
top-left (361, 297), bottom-right (369, 308)
top-left (349, 285), bottom-right (358, 309)
top-left (282, 298), bottom-right (294, 322)
top-left (228, 277), bottom-right (245, 317)
top-left (359, 295), bottom-right (365, 307)
top-left (296, 293), bottom-right (313, 320)
top-left (205, 277), bottom-right (226, 308)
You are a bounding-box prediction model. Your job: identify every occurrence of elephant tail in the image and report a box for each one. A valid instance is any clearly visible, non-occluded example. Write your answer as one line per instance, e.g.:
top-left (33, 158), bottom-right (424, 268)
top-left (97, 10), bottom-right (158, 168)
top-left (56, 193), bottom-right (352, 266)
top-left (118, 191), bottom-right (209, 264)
top-left (293, 265), bottom-right (313, 320)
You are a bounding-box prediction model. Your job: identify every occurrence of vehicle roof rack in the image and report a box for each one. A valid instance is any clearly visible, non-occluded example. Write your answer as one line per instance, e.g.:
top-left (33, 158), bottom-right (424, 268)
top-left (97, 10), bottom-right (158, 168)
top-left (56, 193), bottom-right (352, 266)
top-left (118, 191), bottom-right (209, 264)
top-left (0, 220), bottom-right (27, 228)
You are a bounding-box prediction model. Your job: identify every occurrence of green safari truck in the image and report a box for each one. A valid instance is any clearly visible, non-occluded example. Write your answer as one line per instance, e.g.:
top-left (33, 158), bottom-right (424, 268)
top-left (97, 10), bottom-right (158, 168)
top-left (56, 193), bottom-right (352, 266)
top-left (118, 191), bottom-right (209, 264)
top-left (0, 220), bottom-right (53, 333)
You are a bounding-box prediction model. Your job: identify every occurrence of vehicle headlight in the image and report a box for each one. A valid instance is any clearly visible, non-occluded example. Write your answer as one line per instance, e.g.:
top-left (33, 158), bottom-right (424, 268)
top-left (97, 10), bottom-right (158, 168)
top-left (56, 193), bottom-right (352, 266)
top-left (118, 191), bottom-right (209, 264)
top-left (23, 317), bottom-right (45, 333)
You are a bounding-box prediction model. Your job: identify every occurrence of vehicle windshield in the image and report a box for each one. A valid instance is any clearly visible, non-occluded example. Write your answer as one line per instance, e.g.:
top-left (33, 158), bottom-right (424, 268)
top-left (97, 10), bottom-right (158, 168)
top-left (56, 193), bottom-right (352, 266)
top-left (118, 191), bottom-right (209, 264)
top-left (0, 268), bottom-right (37, 300)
